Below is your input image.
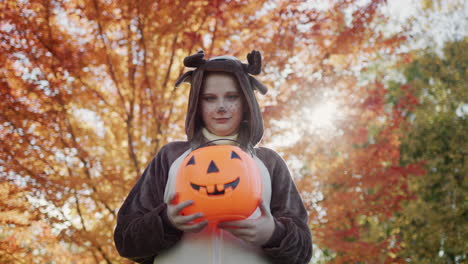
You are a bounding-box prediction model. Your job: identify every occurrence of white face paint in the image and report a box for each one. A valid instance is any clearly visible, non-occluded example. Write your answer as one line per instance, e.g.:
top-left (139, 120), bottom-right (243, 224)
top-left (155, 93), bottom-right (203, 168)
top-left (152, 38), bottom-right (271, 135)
top-left (201, 73), bottom-right (244, 137)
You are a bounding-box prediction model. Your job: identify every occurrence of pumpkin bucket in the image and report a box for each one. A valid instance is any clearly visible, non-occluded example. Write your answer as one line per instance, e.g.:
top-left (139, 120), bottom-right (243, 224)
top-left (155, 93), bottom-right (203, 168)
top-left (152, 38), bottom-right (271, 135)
top-left (175, 145), bottom-right (262, 224)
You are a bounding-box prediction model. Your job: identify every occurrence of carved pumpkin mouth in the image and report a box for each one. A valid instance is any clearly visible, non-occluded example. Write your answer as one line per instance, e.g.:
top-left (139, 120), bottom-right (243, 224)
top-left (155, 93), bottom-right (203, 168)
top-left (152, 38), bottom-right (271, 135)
top-left (190, 177), bottom-right (240, 196)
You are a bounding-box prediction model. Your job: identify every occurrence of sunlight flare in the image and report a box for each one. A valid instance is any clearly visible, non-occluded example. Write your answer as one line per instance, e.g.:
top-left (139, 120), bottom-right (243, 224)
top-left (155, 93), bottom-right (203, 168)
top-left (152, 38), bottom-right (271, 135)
top-left (308, 101), bottom-right (339, 130)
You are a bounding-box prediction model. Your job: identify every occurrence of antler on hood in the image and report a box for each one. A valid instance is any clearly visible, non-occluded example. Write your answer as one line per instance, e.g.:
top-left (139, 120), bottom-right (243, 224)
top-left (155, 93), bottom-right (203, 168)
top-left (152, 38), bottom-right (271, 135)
top-left (243, 50), bottom-right (262, 75)
top-left (183, 50), bottom-right (262, 75)
top-left (183, 50), bottom-right (206, 68)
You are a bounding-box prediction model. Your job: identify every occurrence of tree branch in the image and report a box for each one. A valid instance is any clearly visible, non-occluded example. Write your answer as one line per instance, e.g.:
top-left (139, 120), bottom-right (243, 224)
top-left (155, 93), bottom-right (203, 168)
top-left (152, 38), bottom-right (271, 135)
top-left (92, 0), bottom-right (129, 117)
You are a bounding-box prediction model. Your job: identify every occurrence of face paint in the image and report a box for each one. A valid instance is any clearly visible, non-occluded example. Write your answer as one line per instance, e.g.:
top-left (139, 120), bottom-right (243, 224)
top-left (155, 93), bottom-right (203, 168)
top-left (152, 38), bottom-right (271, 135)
top-left (201, 73), bottom-right (243, 137)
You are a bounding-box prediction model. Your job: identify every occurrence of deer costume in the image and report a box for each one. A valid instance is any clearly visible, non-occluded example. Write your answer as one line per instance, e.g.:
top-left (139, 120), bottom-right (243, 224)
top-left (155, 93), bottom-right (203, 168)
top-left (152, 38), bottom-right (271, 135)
top-left (114, 51), bottom-right (312, 264)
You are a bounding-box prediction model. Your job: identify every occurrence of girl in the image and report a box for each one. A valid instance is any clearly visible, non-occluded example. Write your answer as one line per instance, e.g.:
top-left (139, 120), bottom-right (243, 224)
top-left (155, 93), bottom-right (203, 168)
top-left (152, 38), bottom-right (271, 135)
top-left (114, 50), bottom-right (312, 264)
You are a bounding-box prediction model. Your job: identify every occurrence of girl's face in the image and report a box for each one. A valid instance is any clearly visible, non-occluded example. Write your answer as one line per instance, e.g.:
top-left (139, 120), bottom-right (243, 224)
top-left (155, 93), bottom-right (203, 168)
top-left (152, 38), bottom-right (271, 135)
top-left (200, 73), bottom-right (244, 137)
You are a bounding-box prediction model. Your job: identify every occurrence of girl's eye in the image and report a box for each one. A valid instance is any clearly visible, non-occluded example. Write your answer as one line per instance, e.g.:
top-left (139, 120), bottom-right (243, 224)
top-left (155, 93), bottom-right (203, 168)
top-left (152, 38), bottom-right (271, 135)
top-left (227, 95), bottom-right (239, 100)
top-left (203, 96), bottom-right (216, 101)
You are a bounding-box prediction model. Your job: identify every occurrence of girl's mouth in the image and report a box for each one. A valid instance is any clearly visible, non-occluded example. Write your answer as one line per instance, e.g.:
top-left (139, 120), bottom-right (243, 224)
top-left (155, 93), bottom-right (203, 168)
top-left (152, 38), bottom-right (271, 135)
top-left (215, 118), bottom-right (230, 124)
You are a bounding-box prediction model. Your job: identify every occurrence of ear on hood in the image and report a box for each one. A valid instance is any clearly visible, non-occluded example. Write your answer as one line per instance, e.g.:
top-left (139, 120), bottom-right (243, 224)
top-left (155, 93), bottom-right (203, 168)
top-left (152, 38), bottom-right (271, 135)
top-left (175, 71), bottom-right (193, 87)
top-left (249, 76), bottom-right (268, 95)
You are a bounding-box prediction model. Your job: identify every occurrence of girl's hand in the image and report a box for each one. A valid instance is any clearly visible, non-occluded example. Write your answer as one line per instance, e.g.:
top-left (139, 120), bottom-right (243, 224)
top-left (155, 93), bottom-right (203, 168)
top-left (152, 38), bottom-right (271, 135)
top-left (166, 193), bottom-right (208, 233)
top-left (218, 202), bottom-right (275, 246)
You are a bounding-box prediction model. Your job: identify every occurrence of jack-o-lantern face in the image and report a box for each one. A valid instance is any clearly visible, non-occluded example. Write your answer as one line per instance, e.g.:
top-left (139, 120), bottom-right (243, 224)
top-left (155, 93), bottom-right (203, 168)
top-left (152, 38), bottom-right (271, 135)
top-left (175, 145), bottom-right (262, 224)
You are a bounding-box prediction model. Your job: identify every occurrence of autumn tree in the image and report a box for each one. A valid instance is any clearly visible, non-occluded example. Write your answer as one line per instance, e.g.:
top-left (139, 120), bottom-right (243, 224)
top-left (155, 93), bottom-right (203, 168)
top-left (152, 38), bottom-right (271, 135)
top-left (1, 0), bottom-right (416, 262)
top-left (290, 77), bottom-right (423, 263)
top-left (0, 0), bottom-right (274, 261)
top-left (391, 38), bottom-right (467, 263)
top-left (265, 2), bottom-right (426, 263)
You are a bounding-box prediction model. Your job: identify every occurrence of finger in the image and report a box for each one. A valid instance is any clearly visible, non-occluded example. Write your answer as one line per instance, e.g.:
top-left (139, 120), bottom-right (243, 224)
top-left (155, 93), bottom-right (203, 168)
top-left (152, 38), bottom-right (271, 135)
top-left (259, 201), bottom-right (271, 217)
top-left (218, 219), bottom-right (252, 229)
top-left (174, 213), bottom-right (204, 225)
top-left (172, 200), bottom-right (193, 214)
top-left (181, 220), bottom-right (208, 233)
top-left (221, 228), bottom-right (255, 243)
top-left (169, 192), bottom-right (179, 205)
top-left (220, 226), bottom-right (253, 237)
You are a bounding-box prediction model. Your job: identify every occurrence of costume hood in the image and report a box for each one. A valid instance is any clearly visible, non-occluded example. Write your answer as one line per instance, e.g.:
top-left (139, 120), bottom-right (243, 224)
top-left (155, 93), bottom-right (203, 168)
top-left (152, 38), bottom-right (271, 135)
top-left (175, 50), bottom-right (268, 146)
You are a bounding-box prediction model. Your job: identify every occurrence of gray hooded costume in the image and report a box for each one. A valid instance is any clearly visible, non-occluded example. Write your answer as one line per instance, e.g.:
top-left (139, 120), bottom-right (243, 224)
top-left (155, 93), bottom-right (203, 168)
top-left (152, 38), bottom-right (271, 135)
top-left (114, 51), bottom-right (312, 264)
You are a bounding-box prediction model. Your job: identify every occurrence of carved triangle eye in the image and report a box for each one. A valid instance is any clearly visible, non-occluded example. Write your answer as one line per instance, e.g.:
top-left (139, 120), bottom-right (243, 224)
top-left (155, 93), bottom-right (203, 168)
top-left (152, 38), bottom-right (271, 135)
top-left (186, 156), bottom-right (195, 166)
top-left (207, 160), bottom-right (219, 173)
top-left (231, 151), bottom-right (241, 160)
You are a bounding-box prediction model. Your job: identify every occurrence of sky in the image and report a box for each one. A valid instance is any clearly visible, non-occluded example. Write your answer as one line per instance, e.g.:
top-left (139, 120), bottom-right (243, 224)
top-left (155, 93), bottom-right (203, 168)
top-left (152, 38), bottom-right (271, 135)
top-left (386, 0), bottom-right (467, 51)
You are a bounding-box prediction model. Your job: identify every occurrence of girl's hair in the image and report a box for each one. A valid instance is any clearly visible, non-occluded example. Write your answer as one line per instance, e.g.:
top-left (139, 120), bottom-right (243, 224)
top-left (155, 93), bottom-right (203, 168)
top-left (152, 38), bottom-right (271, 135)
top-left (190, 71), bottom-right (255, 154)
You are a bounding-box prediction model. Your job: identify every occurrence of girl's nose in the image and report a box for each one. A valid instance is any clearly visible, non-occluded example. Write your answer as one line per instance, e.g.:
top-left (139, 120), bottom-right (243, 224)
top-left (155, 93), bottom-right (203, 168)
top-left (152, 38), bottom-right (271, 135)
top-left (217, 100), bottom-right (227, 113)
top-left (217, 105), bottom-right (227, 113)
